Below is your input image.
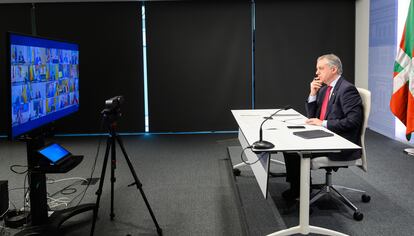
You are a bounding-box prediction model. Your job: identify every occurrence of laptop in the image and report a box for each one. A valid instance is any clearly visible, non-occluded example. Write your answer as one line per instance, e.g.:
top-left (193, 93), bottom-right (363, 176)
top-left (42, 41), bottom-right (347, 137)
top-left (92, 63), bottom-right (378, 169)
top-left (38, 143), bottom-right (72, 165)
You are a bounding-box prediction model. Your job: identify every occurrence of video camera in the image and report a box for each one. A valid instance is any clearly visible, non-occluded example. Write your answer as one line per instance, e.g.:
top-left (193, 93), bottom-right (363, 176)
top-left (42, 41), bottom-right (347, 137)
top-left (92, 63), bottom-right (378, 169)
top-left (101, 95), bottom-right (124, 122)
top-left (105, 96), bottom-right (124, 111)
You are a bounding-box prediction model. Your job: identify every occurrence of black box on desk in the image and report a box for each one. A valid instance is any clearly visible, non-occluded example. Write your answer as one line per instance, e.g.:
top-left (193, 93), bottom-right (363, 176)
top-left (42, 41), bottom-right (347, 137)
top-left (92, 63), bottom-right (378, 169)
top-left (0, 180), bottom-right (8, 218)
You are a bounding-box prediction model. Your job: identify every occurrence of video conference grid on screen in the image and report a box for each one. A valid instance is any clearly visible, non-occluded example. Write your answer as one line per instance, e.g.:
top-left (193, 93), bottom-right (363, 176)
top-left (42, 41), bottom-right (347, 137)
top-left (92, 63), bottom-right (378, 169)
top-left (10, 34), bottom-right (79, 138)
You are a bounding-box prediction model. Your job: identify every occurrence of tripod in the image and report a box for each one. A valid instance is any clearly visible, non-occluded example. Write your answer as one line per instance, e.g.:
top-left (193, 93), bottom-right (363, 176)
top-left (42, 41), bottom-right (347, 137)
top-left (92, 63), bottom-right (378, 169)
top-left (90, 113), bottom-right (162, 236)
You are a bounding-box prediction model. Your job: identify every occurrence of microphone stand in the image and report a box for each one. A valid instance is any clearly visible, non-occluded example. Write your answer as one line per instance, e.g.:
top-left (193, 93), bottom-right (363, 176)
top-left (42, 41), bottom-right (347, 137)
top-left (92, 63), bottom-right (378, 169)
top-left (252, 106), bottom-right (291, 150)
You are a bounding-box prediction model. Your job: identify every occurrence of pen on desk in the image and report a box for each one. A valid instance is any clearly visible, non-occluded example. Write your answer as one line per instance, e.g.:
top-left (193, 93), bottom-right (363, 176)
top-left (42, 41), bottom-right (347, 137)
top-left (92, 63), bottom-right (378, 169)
top-left (273, 114), bottom-right (301, 117)
top-left (282, 117), bottom-right (304, 122)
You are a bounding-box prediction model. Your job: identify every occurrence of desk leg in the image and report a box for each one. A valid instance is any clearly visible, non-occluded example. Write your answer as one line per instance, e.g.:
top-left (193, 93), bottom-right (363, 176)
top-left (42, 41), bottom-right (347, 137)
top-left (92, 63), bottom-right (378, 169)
top-left (267, 153), bottom-right (349, 236)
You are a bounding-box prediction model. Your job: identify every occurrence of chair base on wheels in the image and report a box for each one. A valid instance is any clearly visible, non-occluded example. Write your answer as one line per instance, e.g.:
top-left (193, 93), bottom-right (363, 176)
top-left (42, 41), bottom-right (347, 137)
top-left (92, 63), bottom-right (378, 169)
top-left (310, 169), bottom-right (371, 221)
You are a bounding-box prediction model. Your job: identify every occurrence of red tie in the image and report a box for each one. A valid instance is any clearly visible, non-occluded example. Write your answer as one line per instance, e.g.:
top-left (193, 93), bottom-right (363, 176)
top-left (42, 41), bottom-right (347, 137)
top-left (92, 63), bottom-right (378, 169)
top-left (319, 86), bottom-right (332, 120)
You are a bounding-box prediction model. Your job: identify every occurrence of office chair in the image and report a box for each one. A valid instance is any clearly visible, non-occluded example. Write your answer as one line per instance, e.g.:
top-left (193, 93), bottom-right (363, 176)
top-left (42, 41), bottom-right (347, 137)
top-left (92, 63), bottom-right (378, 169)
top-left (309, 87), bottom-right (371, 221)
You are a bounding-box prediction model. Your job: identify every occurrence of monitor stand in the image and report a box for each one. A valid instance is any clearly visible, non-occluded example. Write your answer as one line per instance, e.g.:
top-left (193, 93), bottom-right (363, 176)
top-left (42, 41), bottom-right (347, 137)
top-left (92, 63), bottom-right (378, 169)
top-left (15, 135), bottom-right (95, 236)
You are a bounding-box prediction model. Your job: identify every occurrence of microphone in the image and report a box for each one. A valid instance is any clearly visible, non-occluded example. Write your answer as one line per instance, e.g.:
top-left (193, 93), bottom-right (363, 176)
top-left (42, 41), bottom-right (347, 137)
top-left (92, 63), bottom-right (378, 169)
top-left (263, 105), bottom-right (291, 119)
top-left (252, 105), bottom-right (292, 150)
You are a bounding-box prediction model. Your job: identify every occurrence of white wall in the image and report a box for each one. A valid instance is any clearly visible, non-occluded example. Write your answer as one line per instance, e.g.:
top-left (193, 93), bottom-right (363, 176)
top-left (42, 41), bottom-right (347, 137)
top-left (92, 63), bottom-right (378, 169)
top-left (365, 0), bottom-right (397, 139)
top-left (355, 0), bottom-right (370, 90)
top-left (365, 0), bottom-right (413, 143)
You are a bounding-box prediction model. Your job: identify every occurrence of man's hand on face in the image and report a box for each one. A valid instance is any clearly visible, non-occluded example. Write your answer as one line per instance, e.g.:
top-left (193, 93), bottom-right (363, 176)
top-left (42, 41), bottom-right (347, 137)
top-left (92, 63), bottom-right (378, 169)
top-left (305, 118), bottom-right (323, 126)
top-left (310, 78), bottom-right (322, 96)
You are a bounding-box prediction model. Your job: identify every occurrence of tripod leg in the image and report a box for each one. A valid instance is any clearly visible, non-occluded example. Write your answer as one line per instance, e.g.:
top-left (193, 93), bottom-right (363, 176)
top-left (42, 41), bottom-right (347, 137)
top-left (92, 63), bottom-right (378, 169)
top-left (110, 133), bottom-right (116, 221)
top-left (115, 135), bottom-right (163, 236)
top-left (90, 136), bottom-right (112, 236)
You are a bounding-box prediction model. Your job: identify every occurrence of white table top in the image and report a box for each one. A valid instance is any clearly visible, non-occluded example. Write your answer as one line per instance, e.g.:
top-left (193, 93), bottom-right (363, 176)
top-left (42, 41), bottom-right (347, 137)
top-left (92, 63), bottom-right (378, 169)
top-left (231, 109), bottom-right (361, 153)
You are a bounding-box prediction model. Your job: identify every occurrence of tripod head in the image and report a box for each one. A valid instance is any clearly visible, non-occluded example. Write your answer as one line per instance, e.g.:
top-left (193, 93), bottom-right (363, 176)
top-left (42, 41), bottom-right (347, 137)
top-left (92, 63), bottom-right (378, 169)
top-left (101, 96), bottom-right (124, 126)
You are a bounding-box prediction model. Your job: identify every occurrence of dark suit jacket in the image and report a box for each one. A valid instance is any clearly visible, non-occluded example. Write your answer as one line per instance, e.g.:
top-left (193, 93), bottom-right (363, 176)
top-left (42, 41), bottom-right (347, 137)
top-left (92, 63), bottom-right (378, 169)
top-left (305, 76), bottom-right (363, 161)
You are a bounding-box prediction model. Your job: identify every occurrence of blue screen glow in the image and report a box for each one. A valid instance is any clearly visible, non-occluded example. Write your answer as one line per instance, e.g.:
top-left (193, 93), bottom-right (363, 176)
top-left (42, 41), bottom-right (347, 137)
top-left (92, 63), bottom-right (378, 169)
top-left (38, 143), bottom-right (70, 163)
top-left (9, 33), bottom-right (79, 138)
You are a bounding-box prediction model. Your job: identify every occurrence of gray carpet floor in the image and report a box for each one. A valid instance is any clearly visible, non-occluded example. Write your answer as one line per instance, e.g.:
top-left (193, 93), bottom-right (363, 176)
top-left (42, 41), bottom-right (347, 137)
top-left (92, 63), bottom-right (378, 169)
top-left (1, 129), bottom-right (414, 236)
top-left (228, 129), bottom-right (414, 236)
top-left (0, 134), bottom-right (245, 236)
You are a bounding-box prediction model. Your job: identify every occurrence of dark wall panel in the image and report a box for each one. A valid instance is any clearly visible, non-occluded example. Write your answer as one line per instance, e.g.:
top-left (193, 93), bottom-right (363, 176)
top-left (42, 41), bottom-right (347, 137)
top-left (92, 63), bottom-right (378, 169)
top-left (146, 2), bottom-right (251, 132)
top-left (0, 4), bottom-right (32, 135)
top-left (36, 2), bottom-right (144, 134)
top-left (255, 0), bottom-right (355, 114)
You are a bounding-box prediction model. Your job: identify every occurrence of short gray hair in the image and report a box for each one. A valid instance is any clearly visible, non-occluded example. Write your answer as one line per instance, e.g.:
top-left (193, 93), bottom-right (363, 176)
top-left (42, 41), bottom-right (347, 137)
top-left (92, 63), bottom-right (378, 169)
top-left (317, 54), bottom-right (343, 75)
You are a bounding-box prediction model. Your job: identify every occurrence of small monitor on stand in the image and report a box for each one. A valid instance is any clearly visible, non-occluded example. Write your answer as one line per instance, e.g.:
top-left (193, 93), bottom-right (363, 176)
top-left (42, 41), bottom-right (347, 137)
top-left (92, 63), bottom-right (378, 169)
top-left (38, 143), bottom-right (71, 165)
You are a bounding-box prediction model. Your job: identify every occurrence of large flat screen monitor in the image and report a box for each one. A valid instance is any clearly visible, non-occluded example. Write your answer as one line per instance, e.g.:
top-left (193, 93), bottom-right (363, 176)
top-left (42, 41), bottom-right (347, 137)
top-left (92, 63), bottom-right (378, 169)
top-left (8, 32), bottom-right (79, 139)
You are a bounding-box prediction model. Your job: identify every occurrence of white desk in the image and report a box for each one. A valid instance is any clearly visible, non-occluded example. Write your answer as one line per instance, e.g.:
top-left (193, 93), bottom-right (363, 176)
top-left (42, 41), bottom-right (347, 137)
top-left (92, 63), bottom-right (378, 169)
top-left (232, 109), bottom-right (360, 236)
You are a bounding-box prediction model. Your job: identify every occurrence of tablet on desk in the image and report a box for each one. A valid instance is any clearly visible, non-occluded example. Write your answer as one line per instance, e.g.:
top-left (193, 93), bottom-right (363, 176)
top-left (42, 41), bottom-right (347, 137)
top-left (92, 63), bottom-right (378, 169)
top-left (293, 130), bottom-right (334, 139)
top-left (38, 143), bottom-right (72, 165)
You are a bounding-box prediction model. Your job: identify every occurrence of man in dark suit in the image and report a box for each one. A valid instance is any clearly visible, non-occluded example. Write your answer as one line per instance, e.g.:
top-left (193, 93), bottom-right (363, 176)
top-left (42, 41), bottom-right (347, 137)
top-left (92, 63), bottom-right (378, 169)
top-left (283, 54), bottom-right (363, 201)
